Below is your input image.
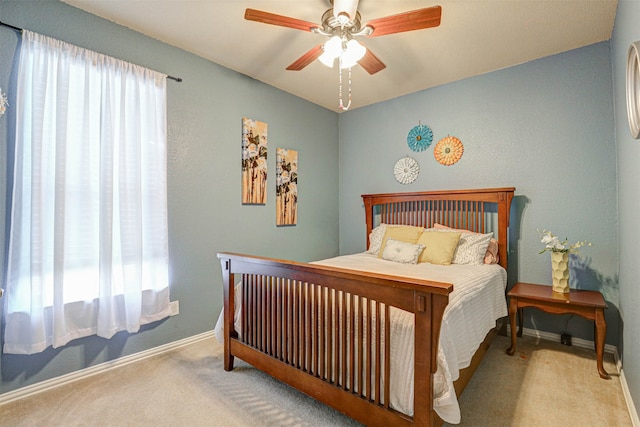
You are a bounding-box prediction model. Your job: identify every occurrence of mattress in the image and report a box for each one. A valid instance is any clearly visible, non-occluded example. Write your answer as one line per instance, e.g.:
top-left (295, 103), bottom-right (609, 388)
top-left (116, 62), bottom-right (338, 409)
top-left (214, 252), bottom-right (507, 424)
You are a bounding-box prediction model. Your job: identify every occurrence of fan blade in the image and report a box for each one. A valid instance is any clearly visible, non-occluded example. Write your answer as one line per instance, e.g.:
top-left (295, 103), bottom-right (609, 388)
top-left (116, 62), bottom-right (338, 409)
top-left (359, 49), bottom-right (386, 75)
top-left (366, 5), bottom-right (442, 37)
top-left (286, 45), bottom-right (324, 71)
top-left (245, 8), bottom-right (318, 32)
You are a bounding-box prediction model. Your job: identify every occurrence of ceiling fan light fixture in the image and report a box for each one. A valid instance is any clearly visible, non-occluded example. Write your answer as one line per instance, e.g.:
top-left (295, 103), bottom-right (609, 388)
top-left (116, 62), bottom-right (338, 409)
top-left (320, 37), bottom-right (366, 69)
top-left (342, 39), bottom-right (366, 65)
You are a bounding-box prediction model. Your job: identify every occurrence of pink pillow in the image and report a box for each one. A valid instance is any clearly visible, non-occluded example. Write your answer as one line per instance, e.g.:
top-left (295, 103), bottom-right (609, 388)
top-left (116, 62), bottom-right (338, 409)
top-left (433, 223), bottom-right (499, 264)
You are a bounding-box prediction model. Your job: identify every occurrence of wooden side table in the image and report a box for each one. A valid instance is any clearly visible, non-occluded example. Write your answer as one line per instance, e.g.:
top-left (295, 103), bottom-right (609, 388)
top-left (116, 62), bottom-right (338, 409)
top-left (505, 282), bottom-right (609, 379)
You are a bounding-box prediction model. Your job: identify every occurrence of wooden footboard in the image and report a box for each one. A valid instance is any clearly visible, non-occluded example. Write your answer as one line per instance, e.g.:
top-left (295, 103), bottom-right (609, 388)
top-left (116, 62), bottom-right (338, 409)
top-left (218, 252), bottom-right (452, 426)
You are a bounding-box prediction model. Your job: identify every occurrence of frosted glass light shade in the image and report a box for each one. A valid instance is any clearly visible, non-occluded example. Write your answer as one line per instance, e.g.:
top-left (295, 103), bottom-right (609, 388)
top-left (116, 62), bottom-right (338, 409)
top-left (340, 39), bottom-right (366, 69)
top-left (324, 36), bottom-right (342, 58)
top-left (319, 36), bottom-right (343, 68)
top-left (318, 51), bottom-right (336, 68)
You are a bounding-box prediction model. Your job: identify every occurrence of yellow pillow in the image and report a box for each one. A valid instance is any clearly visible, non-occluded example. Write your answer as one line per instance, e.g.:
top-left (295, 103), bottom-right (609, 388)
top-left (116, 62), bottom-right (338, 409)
top-left (416, 231), bottom-right (462, 265)
top-left (377, 225), bottom-right (425, 258)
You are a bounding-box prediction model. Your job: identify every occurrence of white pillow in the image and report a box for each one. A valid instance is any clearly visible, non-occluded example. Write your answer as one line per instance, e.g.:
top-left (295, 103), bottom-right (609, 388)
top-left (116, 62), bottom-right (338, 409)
top-left (452, 232), bottom-right (493, 265)
top-left (366, 224), bottom-right (387, 255)
top-left (380, 239), bottom-right (425, 264)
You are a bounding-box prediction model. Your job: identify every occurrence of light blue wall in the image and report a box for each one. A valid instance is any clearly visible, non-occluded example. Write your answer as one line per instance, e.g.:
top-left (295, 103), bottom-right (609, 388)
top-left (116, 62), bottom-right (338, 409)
top-left (612, 0), bottom-right (640, 415)
top-left (339, 43), bottom-right (618, 344)
top-left (0, 0), bottom-right (339, 394)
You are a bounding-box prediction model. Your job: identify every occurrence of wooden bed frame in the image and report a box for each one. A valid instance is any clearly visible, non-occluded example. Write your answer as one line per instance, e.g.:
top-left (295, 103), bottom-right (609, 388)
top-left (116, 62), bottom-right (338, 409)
top-left (217, 187), bottom-right (515, 426)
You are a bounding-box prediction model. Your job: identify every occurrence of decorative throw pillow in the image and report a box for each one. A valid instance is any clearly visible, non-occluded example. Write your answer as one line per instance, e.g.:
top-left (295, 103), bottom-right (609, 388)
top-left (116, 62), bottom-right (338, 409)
top-left (377, 225), bottom-right (425, 258)
top-left (366, 224), bottom-right (387, 255)
top-left (415, 230), bottom-right (461, 265)
top-left (451, 232), bottom-right (493, 265)
top-left (433, 223), bottom-right (499, 264)
top-left (381, 239), bottom-right (425, 264)
top-left (484, 239), bottom-right (499, 264)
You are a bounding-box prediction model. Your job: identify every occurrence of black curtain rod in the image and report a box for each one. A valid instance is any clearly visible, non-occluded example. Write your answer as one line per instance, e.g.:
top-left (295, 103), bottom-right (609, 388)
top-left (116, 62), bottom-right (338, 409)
top-left (0, 20), bottom-right (182, 82)
top-left (0, 20), bottom-right (21, 32)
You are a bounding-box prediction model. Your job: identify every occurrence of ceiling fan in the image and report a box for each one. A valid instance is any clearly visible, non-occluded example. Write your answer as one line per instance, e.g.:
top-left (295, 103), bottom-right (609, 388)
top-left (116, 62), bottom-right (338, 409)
top-left (244, 1), bottom-right (442, 75)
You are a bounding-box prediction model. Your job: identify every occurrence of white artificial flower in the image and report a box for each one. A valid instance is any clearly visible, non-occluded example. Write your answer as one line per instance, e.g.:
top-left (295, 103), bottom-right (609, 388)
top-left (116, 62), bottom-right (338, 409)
top-left (538, 229), bottom-right (591, 255)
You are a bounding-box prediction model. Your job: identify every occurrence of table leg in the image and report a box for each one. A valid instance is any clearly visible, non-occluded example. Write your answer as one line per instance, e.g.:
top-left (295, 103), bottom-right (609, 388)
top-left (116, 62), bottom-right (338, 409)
top-left (517, 308), bottom-right (524, 337)
top-left (506, 297), bottom-right (517, 356)
top-left (594, 308), bottom-right (610, 379)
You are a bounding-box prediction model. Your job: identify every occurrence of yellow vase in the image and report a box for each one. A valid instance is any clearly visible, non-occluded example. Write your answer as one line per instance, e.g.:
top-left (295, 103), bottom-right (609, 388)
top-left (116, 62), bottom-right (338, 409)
top-left (551, 251), bottom-right (570, 293)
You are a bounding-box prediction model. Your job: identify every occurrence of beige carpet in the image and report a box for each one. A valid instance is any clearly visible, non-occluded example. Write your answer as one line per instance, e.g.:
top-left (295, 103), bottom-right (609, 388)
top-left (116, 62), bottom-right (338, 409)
top-left (448, 335), bottom-right (630, 427)
top-left (1, 334), bottom-right (631, 427)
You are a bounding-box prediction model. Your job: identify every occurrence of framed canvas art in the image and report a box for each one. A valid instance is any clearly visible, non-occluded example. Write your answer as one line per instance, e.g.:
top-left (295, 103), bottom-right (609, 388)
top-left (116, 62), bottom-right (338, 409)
top-left (242, 118), bottom-right (268, 204)
top-left (276, 148), bottom-right (298, 226)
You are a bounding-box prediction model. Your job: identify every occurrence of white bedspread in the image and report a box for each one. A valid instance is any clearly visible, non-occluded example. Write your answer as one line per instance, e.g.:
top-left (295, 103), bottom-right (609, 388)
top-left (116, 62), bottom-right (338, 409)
top-left (214, 252), bottom-right (507, 424)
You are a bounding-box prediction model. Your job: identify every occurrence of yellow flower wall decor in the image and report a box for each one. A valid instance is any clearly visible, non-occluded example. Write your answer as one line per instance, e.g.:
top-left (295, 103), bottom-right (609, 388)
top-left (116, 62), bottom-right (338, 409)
top-left (276, 148), bottom-right (298, 226)
top-left (242, 118), bottom-right (268, 204)
top-left (434, 136), bottom-right (464, 166)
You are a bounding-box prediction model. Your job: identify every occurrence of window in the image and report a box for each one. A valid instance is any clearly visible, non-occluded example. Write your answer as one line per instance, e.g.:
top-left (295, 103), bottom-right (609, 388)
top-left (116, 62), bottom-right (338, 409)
top-left (4, 31), bottom-right (170, 355)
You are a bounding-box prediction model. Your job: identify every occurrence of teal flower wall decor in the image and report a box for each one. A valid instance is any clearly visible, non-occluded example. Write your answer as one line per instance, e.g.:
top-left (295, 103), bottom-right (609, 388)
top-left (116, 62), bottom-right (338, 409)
top-left (407, 124), bottom-right (433, 152)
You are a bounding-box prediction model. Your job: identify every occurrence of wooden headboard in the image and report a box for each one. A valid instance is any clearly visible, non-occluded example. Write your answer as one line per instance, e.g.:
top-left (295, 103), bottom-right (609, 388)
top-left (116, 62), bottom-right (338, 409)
top-left (362, 187), bottom-right (515, 270)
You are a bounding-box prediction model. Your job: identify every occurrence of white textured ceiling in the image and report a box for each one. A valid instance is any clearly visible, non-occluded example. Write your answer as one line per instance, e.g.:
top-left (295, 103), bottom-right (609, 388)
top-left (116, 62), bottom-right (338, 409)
top-left (61, 0), bottom-right (618, 112)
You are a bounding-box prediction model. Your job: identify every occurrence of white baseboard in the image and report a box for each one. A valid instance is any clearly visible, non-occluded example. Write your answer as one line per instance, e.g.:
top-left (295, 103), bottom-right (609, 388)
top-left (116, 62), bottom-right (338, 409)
top-left (509, 326), bottom-right (638, 426)
top-left (620, 368), bottom-right (640, 427)
top-left (506, 325), bottom-right (618, 358)
top-left (0, 330), bottom-right (215, 406)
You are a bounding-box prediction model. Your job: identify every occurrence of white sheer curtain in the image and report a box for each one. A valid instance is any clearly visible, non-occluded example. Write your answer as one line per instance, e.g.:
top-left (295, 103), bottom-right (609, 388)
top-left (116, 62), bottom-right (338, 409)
top-left (4, 31), bottom-right (171, 355)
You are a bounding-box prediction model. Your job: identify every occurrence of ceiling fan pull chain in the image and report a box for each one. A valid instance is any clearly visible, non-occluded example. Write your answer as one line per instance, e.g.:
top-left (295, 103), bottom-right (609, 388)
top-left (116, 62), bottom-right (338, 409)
top-left (338, 56), bottom-right (352, 111)
top-left (347, 66), bottom-right (352, 105)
